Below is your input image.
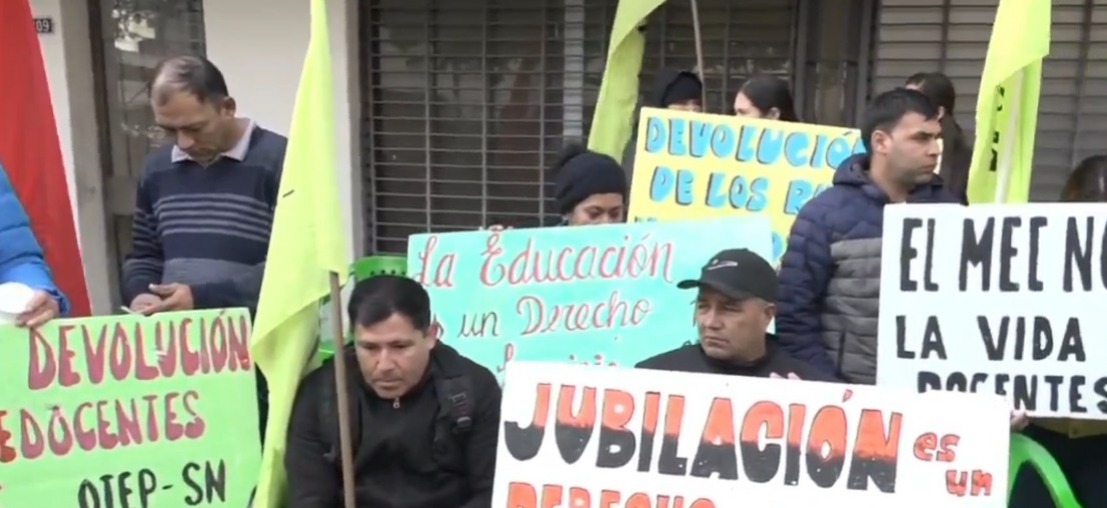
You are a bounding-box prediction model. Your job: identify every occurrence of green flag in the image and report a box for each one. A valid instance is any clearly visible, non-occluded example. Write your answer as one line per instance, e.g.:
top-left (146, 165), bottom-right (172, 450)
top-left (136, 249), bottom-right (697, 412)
top-left (587, 0), bottom-right (666, 159)
top-left (965, 0), bottom-right (1050, 203)
top-left (250, 0), bottom-right (351, 505)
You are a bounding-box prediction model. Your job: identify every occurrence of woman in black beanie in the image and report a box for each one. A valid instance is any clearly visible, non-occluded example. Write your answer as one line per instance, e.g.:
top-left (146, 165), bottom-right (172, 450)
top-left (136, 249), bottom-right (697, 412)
top-left (553, 143), bottom-right (629, 226)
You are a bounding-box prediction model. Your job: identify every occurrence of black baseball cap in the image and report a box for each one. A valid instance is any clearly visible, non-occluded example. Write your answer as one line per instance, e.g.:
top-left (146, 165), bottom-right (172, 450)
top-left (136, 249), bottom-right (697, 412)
top-left (677, 248), bottom-right (778, 302)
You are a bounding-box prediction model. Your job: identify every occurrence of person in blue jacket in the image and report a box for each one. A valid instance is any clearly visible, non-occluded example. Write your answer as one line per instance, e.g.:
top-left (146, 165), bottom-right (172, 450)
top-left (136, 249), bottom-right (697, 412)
top-left (774, 88), bottom-right (959, 383)
top-left (0, 163), bottom-right (69, 326)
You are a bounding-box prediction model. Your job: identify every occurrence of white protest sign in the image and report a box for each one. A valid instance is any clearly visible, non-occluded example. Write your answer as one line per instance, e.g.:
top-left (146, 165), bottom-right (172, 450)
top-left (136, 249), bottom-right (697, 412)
top-left (878, 203), bottom-right (1107, 419)
top-left (494, 362), bottom-right (1009, 508)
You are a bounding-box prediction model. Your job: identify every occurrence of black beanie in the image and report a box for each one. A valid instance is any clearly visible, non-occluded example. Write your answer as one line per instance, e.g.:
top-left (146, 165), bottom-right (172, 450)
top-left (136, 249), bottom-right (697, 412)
top-left (554, 146), bottom-right (628, 215)
top-left (661, 73), bottom-right (703, 107)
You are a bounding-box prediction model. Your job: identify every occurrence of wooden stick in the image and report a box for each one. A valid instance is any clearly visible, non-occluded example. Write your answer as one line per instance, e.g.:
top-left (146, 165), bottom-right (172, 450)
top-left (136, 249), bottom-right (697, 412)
top-left (689, 0), bottom-right (707, 109)
top-left (328, 272), bottom-right (357, 508)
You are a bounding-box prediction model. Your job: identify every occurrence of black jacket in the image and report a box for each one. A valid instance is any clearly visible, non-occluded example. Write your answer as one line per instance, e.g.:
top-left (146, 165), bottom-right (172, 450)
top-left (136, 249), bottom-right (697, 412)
top-left (636, 335), bottom-right (837, 382)
top-left (937, 119), bottom-right (973, 204)
top-left (285, 344), bottom-right (501, 508)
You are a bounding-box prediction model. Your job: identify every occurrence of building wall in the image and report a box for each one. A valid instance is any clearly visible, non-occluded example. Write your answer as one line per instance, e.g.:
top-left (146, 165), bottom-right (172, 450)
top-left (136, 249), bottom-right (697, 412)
top-left (203, 0), bottom-right (364, 258)
top-left (30, 0), bottom-right (113, 314)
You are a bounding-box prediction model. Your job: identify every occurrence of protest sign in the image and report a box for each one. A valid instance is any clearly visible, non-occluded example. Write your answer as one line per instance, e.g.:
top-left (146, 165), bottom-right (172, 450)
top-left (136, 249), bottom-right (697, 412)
top-left (626, 107), bottom-right (865, 262)
top-left (407, 217), bottom-right (773, 377)
top-left (494, 362), bottom-right (1010, 507)
top-left (878, 203), bottom-right (1107, 419)
top-left (0, 309), bottom-right (261, 508)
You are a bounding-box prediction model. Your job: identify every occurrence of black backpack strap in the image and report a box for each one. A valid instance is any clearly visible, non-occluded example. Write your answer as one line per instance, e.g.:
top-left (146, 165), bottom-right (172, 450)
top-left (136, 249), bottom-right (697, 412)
top-left (436, 376), bottom-right (475, 436)
top-left (431, 374), bottom-right (475, 467)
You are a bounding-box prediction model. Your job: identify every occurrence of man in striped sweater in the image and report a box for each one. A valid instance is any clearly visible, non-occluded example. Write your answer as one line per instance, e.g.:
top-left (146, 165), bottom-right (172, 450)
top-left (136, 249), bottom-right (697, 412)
top-left (122, 56), bottom-right (287, 317)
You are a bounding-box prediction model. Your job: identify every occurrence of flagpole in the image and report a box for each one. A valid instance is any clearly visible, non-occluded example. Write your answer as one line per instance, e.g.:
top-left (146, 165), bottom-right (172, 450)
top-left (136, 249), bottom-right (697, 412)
top-left (328, 272), bottom-right (357, 508)
top-left (689, 0), bottom-right (707, 109)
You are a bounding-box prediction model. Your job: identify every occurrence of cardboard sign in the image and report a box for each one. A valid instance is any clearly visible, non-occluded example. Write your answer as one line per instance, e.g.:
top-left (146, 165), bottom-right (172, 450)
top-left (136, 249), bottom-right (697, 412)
top-left (626, 107), bottom-right (865, 262)
top-left (878, 204), bottom-right (1107, 419)
top-left (0, 309), bottom-right (261, 507)
top-left (407, 217), bottom-right (773, 377)
top-left (494, 362), bottom-right (1010, 507)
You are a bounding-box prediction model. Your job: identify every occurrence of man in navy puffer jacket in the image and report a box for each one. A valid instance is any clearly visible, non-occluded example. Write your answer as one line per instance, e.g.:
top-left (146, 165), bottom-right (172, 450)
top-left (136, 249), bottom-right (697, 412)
top-left (775, 88), bottom-right (961, 383)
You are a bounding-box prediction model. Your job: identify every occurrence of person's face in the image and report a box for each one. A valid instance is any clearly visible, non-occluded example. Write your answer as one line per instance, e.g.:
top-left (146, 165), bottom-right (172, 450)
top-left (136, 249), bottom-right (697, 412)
top-left (733, 91), bottom-right (779, 120)
top-left (153, 90), bottom-right (238, 163)
top-left (353, 312), bottom-right (437, 399)
top-left (567, 193), bottom-right (625, 226)
top-left (695, 287), bottom-right (774, 361)
top-left (668, 99), bottom-right (702, 113)
top-left (871, 112), bottom-right (941, 187)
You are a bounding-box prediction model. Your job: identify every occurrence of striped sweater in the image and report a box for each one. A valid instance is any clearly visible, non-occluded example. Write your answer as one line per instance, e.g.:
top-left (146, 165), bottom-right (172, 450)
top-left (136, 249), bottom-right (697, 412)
top-left (122, 124), bottom-right (287, 313)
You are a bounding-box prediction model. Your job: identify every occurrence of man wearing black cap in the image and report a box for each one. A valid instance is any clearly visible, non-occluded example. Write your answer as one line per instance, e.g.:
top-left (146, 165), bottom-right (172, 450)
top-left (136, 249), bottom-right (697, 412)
top-left (636, 248), bottom-right (835, 381)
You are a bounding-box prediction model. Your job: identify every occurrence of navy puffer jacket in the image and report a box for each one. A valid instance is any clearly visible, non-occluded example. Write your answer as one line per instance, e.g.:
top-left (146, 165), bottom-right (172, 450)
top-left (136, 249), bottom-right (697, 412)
top-left (774, 154), bottom-right (960, 382)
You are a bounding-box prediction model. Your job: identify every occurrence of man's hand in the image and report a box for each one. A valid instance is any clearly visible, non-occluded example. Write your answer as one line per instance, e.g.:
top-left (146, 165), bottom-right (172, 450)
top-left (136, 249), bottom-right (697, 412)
top-left (770, 372), bottom-right (802, 380)
top-left (1010, 409), bottom-right (1030, 431)
top-left (129, 293), bottom-right (162, 315)
top-left (17, 290), bottom-right (60, 328)
top-left (147, 283), bottom-right (194, 314)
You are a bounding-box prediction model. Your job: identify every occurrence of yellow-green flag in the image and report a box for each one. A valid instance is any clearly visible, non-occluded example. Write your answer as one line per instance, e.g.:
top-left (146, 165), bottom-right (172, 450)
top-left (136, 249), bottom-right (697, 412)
top-left (250, 0), bottom-right (351, 505)
top-left (587, 0), bottom-right (666, 159)
top-left (965, 0), bottom-right (1050, 203)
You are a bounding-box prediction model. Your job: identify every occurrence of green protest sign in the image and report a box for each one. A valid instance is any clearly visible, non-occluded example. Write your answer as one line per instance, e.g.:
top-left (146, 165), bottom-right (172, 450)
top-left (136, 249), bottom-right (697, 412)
top-left (0, 309), bottom-right (261, 508)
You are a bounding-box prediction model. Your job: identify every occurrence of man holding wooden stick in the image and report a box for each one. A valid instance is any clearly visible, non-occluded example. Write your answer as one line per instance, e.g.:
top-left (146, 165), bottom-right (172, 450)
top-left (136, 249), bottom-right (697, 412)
top-left (285, 276), bottom-right (501, 507)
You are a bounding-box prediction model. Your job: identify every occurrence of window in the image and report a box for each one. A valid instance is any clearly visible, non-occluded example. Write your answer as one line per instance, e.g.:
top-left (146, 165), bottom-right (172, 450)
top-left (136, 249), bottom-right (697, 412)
top-left (91, 0), bottom-right (206, 298)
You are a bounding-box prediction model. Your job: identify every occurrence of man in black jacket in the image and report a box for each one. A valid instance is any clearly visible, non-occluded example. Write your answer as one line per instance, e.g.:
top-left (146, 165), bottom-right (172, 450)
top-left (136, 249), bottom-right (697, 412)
top-left (285, 275), bottom-right (500, 508)
top-left (637, 248), bottom-right (835, 382)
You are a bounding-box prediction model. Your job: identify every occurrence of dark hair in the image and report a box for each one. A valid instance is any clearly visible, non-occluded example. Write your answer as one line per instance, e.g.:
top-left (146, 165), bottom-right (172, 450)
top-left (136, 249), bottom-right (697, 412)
top-left (150, 55), bottom-right (230, 106)
top-left (347, 275), bottom-right (432, 331)
top-left (859, 88), bottom-right (939, 153)
top-left (1061, 155), bottom-right (1107, 202)
top-left (737, 75), bottom-right (799, 122)
top-left (905, 72), bottom-right (971, 197)
top-left (905, 72), bottom-right (956, 116)
top-left (554, 142), bottom-right (589, 171)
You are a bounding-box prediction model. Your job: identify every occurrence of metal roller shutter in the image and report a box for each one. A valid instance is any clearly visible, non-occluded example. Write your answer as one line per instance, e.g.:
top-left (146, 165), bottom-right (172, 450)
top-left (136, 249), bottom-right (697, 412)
top-left (638, 0), bottom-right (797, 114)
top-left (359, 0), bottom-right (801, 254)
top-left (872, 0), bottom-right (1107, 202)
top-left (360, 0), bottom-right (613, 254)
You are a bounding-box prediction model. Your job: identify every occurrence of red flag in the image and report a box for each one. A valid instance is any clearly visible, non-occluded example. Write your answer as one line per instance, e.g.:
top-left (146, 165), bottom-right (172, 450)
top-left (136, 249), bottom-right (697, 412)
top-left (0, 0), bottom-right (92, 317)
